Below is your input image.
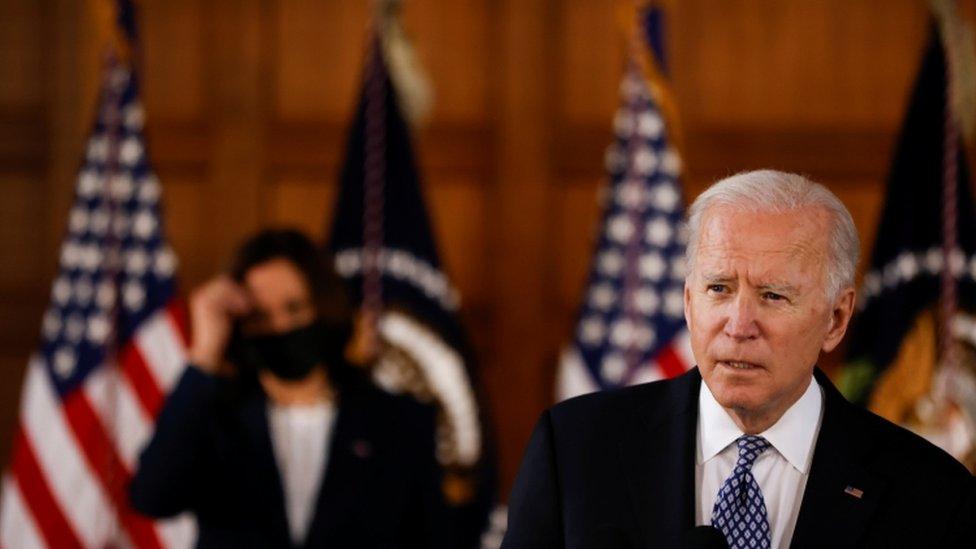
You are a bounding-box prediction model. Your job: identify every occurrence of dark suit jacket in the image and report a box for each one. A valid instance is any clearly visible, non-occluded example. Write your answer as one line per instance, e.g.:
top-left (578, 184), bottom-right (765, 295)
top-left (502, 368), bottom-right (975, 548)
top-left (130, 366), bottom-right (449, 549)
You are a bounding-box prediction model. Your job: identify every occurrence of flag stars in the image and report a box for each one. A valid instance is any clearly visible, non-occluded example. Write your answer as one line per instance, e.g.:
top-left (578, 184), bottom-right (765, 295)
top-left (661, 149), bottom-right (682, 176)
top-left (64, 314), bottom-right (85, 343)
top-left (631, 287), bottom-right (660, 315)
top-left (664, 288), bottom-right (685, 318)
top-left (610, 319), bottom-right (635, 347)
top-left (137, 175), bottom-right (161, 204)
top-left (579, 316), bottom-right (606, 346)
top-left (589, 284), bottom-right (617, 311)
top-left (73, 276), bottom-right (94, 306)
top-left (132, 210), bottom-right (158, 240)
top-left (601, 353), bottom-right (627, 384)
top-left (598, 250), bottom-right (625, 277)
top-left (637, 112), bottom-right (663, 139)
top-left (87, 137), bottom-right (109, 163)
top-left (155, 247), bottom-right (177, 278)
top-left (110, 174), bottom-right (135, 201)
top-left (608, 215), bottom-right (635, 244)
top-left (633, 324), bottom-right (656, 350)
top-left (645, 217), bottom-right (673, 247)
top-left (95, 280), bottom-right (116, 310)
top-left (60, 241), bottom-right (80, 270)
top-left (632, 146), bottom-right (658, 176)
top-left (69, 207), bottom-right (89, 235)
top-left (639, 252), bottom-right (667, 281)
top-left (119, 137), bottom-right (143, 168)
top-left (123, 280), bottom-right (146, 311)
top-left (52, 277), bottom-right (72, 306)
top-left (125, 248), bottom-right (150, 276)
top-left (90, 207), bottom-right (110, 236)
top-left (78, 170), bottom-right (103, 198)
top-left (613, 110), bottom-right (635, 137)
top-left (87, 314), bottom-right (111, 345)
top-left (53, 347), bottom-right (76, 379)
top-left (79, 244), bottom-right (103, 273)
top-left (616, 180), bottom-right (647, 210)
top-left (42, 309), bottom-right (61, 340)
top-left (651, 184), bottom-right (680, 212)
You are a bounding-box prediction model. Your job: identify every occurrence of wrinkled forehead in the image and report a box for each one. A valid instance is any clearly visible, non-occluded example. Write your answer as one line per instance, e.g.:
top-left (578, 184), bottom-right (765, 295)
top-left (694, 204), bottom-right (832, 267)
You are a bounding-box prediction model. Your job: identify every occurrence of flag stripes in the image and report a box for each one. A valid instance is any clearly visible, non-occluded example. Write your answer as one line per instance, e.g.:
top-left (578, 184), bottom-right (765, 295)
top-left (5, 306), bottom-right (194, 547)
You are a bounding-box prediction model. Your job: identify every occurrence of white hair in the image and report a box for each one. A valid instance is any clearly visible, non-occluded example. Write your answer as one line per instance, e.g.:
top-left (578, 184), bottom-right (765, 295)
top-left (685, 170), bottom-right (859, 301)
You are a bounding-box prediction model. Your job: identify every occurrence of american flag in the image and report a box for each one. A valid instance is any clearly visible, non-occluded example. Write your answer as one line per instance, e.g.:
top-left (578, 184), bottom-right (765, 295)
top-left (556, 6), bottom-right (694, 400)
top-left (0, 24), bottom-right (195, 549)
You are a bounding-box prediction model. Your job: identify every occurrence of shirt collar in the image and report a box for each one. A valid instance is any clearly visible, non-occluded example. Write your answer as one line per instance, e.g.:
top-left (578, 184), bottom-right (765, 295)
top-left (697, 375), bottom-right (823, 474)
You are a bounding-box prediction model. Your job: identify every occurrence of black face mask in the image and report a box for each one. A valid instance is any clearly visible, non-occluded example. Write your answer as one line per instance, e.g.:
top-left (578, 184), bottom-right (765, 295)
top-left (229, 319), bottom-right (352, 381)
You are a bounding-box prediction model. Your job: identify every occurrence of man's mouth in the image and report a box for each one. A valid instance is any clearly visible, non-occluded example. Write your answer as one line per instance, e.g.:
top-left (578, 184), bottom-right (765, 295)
top-left (717, 360), bottom-right (762, 370)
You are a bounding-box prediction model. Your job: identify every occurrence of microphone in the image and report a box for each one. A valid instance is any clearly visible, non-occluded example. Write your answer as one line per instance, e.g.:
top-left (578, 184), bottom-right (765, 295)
top-left (682, 525), bottom-right (729, 549)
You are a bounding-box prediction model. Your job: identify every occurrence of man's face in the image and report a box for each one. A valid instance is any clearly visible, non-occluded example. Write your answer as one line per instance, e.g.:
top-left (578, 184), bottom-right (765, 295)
top-left (241, 258), bottom-right (316, 335)
top-left (684, 205), bottom-right (854, 424)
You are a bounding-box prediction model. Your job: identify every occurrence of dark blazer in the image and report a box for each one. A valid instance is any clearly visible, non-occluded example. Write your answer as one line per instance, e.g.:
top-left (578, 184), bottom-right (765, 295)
top-left (502, 368), bottom-right (975, 548)
top-left (130, 366), bottom-right (449, 549)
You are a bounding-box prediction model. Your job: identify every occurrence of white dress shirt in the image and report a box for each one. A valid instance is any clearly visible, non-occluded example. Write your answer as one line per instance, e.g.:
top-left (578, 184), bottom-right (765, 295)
top-left (695, 376), bottom-right (824, 549)
top-left (268, 401), bottom-right (336, 545)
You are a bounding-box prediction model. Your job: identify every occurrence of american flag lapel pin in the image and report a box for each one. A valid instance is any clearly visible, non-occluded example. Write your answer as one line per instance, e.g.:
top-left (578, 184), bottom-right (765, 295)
top-left (844, 486), bottom-right (864, 499)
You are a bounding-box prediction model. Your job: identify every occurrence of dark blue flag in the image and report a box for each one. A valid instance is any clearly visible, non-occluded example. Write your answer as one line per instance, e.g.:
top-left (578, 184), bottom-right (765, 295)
top-left (325, 30), bottom-right (495, 548)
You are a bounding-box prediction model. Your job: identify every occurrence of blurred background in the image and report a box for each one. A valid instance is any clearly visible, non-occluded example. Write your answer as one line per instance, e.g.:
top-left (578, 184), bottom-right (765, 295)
top-left (0, 0), bottom-right (969, 517)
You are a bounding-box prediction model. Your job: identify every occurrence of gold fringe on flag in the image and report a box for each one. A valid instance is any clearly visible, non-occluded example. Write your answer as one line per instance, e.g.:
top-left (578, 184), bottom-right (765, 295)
top-left (932, 0), bottom-right (976, 148)
top-left (374, 0), bottom-right (434, 127)
top-left (617, 0), bottom-right (686, 159)
top-left (869, 310), bottom-right (938, 424)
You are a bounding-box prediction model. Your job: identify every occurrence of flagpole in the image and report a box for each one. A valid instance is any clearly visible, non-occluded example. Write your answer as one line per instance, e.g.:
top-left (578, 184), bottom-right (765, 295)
top-left (936, 0), bottom-right (962, 400)
top-left (360, 8), bottom-right (388, 358)
top-left (93, 0), bottom-right (135, 542)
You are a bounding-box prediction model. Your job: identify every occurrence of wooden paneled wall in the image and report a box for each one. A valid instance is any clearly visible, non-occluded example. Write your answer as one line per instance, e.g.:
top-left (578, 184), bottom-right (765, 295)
top-left (0, 0), bottom-right (932, 495)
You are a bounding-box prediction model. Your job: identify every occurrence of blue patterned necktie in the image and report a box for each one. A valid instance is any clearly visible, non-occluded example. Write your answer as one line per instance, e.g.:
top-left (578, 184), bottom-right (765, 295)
top-left (710, 435), bottom-right (772, 549)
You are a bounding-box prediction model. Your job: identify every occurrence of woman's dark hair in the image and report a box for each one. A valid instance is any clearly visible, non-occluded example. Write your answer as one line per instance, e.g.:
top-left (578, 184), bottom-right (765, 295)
top-left (228, 228), bottom-right (353, 327)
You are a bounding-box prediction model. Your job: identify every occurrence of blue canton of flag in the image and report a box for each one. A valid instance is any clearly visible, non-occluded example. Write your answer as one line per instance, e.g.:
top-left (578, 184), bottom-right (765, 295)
top-left (557, 59), bottom-right (693, 400)
top-left (42, 64), bottom-right (177, 394)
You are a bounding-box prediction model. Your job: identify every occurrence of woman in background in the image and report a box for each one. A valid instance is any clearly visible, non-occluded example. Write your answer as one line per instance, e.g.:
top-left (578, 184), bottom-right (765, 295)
top-left (130, 229), bottom-right (448, 548)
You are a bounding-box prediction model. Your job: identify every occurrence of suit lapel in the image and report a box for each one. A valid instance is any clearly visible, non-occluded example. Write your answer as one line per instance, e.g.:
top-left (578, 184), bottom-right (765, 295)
top-left (618, 368), bottom-right (700, 548)
top-left (789, 369), bottom-right (886, 549)
top-left (303, 391), bottom-right (375, 547)
top-left (239, 394), bottom-right (293, 547)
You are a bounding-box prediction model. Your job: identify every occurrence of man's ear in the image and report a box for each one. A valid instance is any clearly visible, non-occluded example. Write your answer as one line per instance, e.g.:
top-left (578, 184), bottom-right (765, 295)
top-left (822, 287), bottom-right (855, 353)
top-left (684, 281), bottom-right (692, 325)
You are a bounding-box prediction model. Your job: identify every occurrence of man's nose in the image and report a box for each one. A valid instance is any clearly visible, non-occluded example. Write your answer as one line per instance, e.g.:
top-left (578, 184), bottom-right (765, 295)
top-left (723, 294), bottom-right (760, 340)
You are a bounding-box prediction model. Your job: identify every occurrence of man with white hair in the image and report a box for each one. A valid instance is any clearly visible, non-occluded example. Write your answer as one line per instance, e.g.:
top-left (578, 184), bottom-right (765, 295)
top-left (502, 170), bottom-right (974, 549)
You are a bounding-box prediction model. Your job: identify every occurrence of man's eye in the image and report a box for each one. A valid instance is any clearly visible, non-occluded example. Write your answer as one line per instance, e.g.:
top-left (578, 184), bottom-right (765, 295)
top-left (706, 284), bottom-right (727, 294)
top-left (762, 292), bottom-right (784, 301)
